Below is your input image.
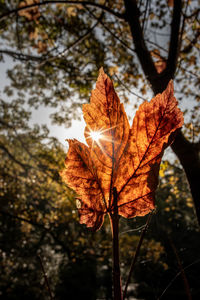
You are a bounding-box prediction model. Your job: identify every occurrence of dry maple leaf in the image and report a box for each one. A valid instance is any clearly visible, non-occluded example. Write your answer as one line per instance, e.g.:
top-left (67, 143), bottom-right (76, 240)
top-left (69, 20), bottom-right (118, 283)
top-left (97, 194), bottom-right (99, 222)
top-left (60, 68), bottom-right (183, 231)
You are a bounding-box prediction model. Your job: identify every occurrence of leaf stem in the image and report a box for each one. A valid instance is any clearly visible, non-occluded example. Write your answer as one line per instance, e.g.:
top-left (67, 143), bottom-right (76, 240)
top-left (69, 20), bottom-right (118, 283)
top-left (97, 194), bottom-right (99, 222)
top-left (123, 211), bottom-right (153, 299)
top-left (110, 187), bottom-right (123, 300)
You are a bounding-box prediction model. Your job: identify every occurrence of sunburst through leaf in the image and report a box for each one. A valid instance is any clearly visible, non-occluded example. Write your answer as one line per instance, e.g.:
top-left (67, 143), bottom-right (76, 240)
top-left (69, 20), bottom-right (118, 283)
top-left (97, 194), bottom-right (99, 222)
top-left (60, 68), bottom-right (184, 231)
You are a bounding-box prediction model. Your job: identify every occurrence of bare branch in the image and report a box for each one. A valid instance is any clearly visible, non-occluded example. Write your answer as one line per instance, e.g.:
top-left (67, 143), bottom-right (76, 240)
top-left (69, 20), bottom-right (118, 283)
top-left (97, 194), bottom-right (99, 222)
top-left (145, 39), bottom-right (168, 54)
top-left (168, 237), bottom-right (192, 300)
top-left (0, 143), bottom-right (30, 170)
top-left (0, 0), bottom-right (125, 22)
top-left (0, 209), bottom-right (72, 258)
top-left (158, 258), bottom-right (200, 300)
top-left (85, 7), bottom-right (135, 54)
top-left (0, 49), bottom-right (43, 61)
top-left (141, 0), bottom-right (151, 33)
top-left (183, 8), bottom-right (200, 19)
top-left (123, 212), bottom-right (153, 299)
top-left (37, 11), bottom-right (104, 68)
top-left (38, 255), bottom-right (54, 300)
top-left (180, 65), bottom-right (200, 79)
top-left (181, 31), bottom-right (200, 54)
top-left (123, 0), bottom-right (158, 90)
top-left (113, 74), bottom-right (146, 101)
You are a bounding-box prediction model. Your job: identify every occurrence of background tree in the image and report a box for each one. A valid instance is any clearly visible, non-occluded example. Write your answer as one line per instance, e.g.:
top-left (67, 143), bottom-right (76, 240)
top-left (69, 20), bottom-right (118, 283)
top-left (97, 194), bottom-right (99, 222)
top-left (0, 0), bottom-right (199, 223)
top-left (0, 1), bottom-right (200, 299)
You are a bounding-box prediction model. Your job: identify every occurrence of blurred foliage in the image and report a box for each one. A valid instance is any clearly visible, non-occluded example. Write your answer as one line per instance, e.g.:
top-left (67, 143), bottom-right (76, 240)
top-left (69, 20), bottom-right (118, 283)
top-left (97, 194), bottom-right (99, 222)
top-left (0, 97), bottom-right (200, 299)
top-left (0, 98), bottom-right (113, 299)
top-left (0, 0), bottom-right (199, 133)
top-left (0, 0), bottom-right (200, 299)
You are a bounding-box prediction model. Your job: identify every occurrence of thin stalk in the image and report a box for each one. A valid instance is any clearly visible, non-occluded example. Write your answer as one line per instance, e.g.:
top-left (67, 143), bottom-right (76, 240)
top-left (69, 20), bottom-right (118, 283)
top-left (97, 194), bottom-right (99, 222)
top-left (168, 237), bottom-right (192, 300)
top-left (110, 187), bottom-right (123, 300)
top-left (38, 255), bottom-right (54, 300)
top-left (123, 212), bottom-right (153, 299)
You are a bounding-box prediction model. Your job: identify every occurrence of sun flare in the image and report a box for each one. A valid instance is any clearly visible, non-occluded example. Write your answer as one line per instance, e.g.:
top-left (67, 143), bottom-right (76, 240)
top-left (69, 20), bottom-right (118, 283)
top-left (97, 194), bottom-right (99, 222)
top-left (86, 125), bottom-right (118, 146)
top-left (89, 130), bottom-right (102, 142)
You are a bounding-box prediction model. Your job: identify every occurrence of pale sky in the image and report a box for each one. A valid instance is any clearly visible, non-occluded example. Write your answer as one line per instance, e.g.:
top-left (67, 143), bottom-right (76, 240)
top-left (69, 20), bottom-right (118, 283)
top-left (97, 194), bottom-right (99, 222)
top-left (0, 56), bottom-right (188, 162)
top-left (0, 56), bottom-right (86, 149)
top-left (0, 56), bottom-right (144, 149)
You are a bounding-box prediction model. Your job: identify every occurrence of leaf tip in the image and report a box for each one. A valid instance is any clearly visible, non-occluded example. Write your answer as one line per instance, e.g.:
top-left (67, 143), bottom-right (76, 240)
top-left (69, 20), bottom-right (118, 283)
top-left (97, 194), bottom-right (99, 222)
top-left (99, 66), bottom-right (105, 75)
top-left (166, 79), bottom-right (174, 95)
top-left (97, 67), bottom-right (108, 83)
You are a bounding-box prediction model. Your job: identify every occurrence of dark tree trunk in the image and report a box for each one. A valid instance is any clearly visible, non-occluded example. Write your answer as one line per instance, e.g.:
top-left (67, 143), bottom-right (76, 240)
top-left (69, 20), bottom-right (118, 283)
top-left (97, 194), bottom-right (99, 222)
top-left (124, 0), bottom-right (200, 225)
top-left (171, 132), bottom-right (200, 225)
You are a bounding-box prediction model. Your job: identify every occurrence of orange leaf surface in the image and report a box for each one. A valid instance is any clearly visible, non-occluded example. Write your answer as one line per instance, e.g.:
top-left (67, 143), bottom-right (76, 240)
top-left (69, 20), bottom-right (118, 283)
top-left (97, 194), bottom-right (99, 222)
top-left (60, 68), bottom-right (183, 230)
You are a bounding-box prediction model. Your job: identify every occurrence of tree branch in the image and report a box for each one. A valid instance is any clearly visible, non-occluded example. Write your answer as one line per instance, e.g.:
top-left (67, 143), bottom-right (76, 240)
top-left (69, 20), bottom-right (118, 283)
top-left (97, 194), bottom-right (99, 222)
top-left (165, 0), bottom-right (182, 78)
top-left (0, 209), bottom-right (72, 258)
top-left (113, 74), bottom-right (146, 101)
top-left (0, 143), bottom-right (30, 170)
top-left (123, 0), bottom-right (200, 226)
top-left (158, 258), bottom-right (200, 300)
top-left (85, 7), bottom-right (135, 54)
top-left (181, 31), bottom-right (200, 54)
top-left (0, 49), bottom-right (43, 61)
top-left (183, 8), bottom-right (200, 19)
top-left (168, 236), bottom-right (192, 300)
top-left (37, 255), bottom-right (54, 300)
top-left (123, 0), bottom-right (158, 90)
top-left (37, 11), bottom-right (103, 68)
top-left (0, 0), bottom-right (125, 22)
top-left (123, 212), bottom-right (153, 299)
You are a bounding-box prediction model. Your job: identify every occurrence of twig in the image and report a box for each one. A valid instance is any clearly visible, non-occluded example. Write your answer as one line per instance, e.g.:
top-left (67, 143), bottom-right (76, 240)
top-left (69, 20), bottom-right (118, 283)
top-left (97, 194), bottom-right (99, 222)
top-left (119, 224), bottom-right (146, 235)
top-left (168, 236), bottom-right (192, 300)
top-left (0, 49), bottom-right (42, 61)
top-left (113, 74), bottom-right (146, 101)
top-left (0, 210), bottom-right (72, 258)
top-left (176, 0), bottom-right (190, 74)
top-left (142, 0), bottom-right (150, 33)
top-left (157, 259), bottom-right (200, 300)
top-left (38, 254), bottom-right (54, 300)
top-left (123, 211), bottom-right (153, 299)
top-left (37, 12), bottom-right (103, 68)
top-left (85, 7), bottom-right (135, 54)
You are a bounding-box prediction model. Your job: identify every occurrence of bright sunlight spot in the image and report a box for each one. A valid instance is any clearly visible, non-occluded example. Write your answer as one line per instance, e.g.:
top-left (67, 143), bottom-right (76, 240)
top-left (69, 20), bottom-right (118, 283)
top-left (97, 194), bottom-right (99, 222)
top-left (89, 130), bottom-right (102, 142)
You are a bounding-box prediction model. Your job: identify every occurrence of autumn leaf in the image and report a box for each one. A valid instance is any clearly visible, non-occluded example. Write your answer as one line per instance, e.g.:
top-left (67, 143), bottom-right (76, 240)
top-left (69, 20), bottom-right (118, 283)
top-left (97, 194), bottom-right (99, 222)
top-left (155, 60), bottom-right (167, 74)
top-left (60, 68), bottom-right (183, 230)
top-left (18, 0), bottom-right (40, 21)
top-left (151, 49), bottom-right (167, 73)
top-left (35, 40), bottom-right (47, 54)
top-left (167, 0), bottom-right (174, 7)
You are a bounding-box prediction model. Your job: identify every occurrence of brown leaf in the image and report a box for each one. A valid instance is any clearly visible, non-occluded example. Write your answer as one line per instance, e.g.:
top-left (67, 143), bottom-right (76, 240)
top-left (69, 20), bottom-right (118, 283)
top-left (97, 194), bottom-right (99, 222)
top-left (116, 81), bottom-right (183, 218)
top-left (60, 140), bottom-right (105, 230)
top-left (167, 0), bottom-right (174, 7)
top-left (18, 0), bottom-right (40, 21)
top-left (150, 49), bottom-right (166, 73)
top-left (82, 68), bottom-right (130, 208)
top-left (60, 69), bottom-right (183, 230)
top-left (35, 40), bottom-right (47, 54)
top-left (155, 60), bottom-right (167, 73)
